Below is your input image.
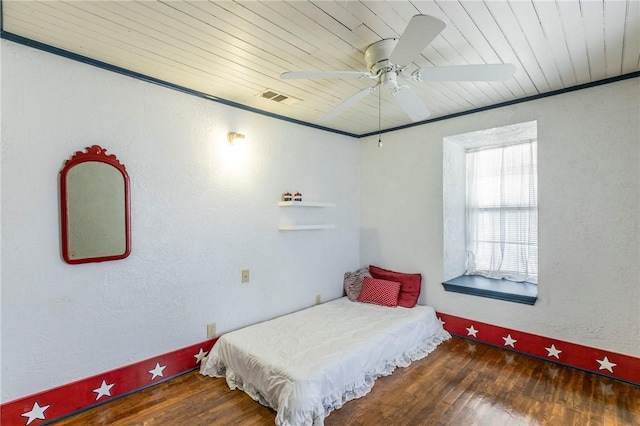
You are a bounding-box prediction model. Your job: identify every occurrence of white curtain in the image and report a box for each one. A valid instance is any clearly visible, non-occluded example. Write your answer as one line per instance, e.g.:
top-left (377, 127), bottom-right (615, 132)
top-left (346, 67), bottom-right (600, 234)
top-left (465, 140), bottom-right (538, 283)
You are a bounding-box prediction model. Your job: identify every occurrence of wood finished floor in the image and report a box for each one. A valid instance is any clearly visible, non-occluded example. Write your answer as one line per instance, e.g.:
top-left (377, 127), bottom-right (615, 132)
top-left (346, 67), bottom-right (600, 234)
top-left (52, 337), bottom-right (639, 425)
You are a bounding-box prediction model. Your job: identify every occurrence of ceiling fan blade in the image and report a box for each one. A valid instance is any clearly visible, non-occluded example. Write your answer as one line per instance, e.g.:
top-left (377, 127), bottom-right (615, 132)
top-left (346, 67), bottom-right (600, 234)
top-left (320, 86), bottom-right (376, 122)
top-left (392, 86), bottom-right (431, 122)
top-left (413, 64), bottom-right (516, 81)
top-left (281, 70), bottom-right (372, 80)
top-left (389, 15), bottom-right (446, 66)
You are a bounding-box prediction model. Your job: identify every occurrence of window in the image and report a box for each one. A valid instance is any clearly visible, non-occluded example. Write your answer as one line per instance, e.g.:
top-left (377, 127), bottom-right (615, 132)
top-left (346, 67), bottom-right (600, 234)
top-left (443, 121), bottom-right (538, 303)
top-left (465, 140), bottom-right (538, 283)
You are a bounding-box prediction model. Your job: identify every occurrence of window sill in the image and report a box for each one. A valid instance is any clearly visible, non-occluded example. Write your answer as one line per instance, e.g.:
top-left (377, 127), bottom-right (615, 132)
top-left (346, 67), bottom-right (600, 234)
top-left (442, 275), bottom-right (537, 305)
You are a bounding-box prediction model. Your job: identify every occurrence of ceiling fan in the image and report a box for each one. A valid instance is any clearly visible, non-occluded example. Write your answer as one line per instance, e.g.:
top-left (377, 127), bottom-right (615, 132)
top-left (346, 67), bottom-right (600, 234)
top-left (280, 15), bottom-right (516, 123)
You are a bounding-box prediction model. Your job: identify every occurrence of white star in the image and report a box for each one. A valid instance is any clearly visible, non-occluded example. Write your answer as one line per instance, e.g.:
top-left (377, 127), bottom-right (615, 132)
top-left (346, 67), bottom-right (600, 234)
top-left (438, 317), bottom-right (445, 326)
top-left (92, 380), bottom-right (115, 400)
top-left (466, 325), bottom-right (478, 338)
top-left (148, 362), bottom-right (166, 380)
top-left (596, 356), bottom-right (617, 373)
top-left (502, 334), bottom-right (517, 348)
top-left (545, 344), bottom-right (562, 359)
top-left (21, 402), bottom-right (50, 425)
top-left (194, 348), bottom-right (208, 364)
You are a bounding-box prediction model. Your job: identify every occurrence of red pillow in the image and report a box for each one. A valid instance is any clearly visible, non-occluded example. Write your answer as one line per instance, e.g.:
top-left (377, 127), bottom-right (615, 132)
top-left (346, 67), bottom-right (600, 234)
top-left (369, 265), bottom-right (421, 308)
top-left (357, 277), bottom-right (401, 307)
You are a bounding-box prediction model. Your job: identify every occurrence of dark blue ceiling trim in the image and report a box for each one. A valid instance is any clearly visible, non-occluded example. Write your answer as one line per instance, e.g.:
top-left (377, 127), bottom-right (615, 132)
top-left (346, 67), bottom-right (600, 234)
top-left (359, 71), bottom-right (640, 138)
top-left (2, 26), bottom-right (638, 140)
top-left (0, 31), bottom-right (359, 139)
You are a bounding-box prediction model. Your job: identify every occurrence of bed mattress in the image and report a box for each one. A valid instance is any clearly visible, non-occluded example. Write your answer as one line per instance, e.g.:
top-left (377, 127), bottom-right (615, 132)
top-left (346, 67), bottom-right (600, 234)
top-left (200, 297), bottom-right (450, 425)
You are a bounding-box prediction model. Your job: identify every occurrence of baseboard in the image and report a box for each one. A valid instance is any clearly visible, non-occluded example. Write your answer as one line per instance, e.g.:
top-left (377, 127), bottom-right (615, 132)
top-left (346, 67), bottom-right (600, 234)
top-left (437, 312), bottom-right (639, 386)
top-left (3, 316), bottom-right (638, 425)
top-left (0, 338), bottom-right (218, 426)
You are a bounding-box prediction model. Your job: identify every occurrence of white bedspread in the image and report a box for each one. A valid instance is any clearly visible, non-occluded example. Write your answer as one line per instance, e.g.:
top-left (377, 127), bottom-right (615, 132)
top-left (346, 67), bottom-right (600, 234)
top-left (200, 297), bottom-right (450, 426)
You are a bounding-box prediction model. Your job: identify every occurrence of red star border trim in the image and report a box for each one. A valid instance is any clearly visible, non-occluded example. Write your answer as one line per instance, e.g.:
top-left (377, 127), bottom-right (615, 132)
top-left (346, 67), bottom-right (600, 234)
top-left (1, 338), bottom-right (217, 426)
top-left (437, 313), bottom-right (637, 384)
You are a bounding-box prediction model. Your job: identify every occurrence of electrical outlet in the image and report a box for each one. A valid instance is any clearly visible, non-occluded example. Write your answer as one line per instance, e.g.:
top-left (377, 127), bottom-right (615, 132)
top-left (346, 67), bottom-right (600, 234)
top-left (207, 322), bottom-right (216, 338)
top-left (242, 269), bottom-right (250, 283)
top-left (315, 294), bottom-right (321, 305)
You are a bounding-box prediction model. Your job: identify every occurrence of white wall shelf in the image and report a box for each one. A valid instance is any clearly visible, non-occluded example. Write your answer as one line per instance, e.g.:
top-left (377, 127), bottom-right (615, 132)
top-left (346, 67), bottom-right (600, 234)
top-left (278, 200), bottom-right (335, 230)
top-left (278, 201), bottom-right (335, 207)
top-left (278, 224), bottom-right (336, 231)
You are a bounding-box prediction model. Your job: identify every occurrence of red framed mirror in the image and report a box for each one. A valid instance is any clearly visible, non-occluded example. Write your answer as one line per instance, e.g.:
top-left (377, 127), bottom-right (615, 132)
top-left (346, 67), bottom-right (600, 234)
top-left (60, 145), bottom-right (131, 264)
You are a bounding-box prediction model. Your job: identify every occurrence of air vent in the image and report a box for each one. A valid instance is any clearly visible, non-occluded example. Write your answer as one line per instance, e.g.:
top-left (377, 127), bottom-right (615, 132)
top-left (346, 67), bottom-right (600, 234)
top-left (257, 89), bottom-right (301, 106)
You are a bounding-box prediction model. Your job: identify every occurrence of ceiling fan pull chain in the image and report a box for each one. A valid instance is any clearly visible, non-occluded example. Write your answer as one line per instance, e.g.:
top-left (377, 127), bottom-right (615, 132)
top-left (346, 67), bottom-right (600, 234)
top-left (378, 86), bottom-right (383, 148)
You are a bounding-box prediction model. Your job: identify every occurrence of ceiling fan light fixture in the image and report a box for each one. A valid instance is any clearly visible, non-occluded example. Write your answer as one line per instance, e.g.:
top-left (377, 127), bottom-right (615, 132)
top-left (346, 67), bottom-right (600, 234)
top-left (381, 70), bottom-right (398, 89)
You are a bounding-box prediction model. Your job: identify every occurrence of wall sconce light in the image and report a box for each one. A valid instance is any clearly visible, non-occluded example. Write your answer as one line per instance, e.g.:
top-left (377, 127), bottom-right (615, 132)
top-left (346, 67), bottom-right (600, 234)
top-left (227, 132), bottom-right (245, 144)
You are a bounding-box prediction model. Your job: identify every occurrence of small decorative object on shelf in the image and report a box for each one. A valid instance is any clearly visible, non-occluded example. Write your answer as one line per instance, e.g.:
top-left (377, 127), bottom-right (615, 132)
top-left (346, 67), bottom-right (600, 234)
top-left (282, 192), bottom-right (292, 202)
top-left (294, 192), bottom-right (303, 202)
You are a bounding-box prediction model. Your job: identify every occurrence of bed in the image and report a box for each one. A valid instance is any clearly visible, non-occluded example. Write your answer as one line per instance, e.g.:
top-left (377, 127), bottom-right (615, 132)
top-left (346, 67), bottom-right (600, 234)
top-left (199, 297), bottom-right (450, 426)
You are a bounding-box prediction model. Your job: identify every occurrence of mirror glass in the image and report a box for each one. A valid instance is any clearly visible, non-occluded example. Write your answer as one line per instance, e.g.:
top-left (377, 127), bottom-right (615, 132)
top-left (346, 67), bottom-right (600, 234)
top-left (60, 145), bottom-right (130, 264)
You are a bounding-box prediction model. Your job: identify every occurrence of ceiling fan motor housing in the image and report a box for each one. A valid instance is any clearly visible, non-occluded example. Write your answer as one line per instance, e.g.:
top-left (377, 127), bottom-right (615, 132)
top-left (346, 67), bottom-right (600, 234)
top-left (365, 39), bottom-right (398, 74)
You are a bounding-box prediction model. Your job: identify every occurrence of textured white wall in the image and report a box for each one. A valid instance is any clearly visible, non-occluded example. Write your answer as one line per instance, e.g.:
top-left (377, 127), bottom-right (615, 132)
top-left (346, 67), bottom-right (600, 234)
top-left (442, 140), bottom-right (466, 280)
top-left (0, 41), bottom-right (359, 401)
top-left (0, 37), bottom-right (3, 398)
top-left (361, 78), bottom-right (640, 357)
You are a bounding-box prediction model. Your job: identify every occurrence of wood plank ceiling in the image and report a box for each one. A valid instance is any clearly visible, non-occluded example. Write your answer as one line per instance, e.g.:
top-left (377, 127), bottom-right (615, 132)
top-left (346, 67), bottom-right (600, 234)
top-left (3, 1), bottom-right (639, 136)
